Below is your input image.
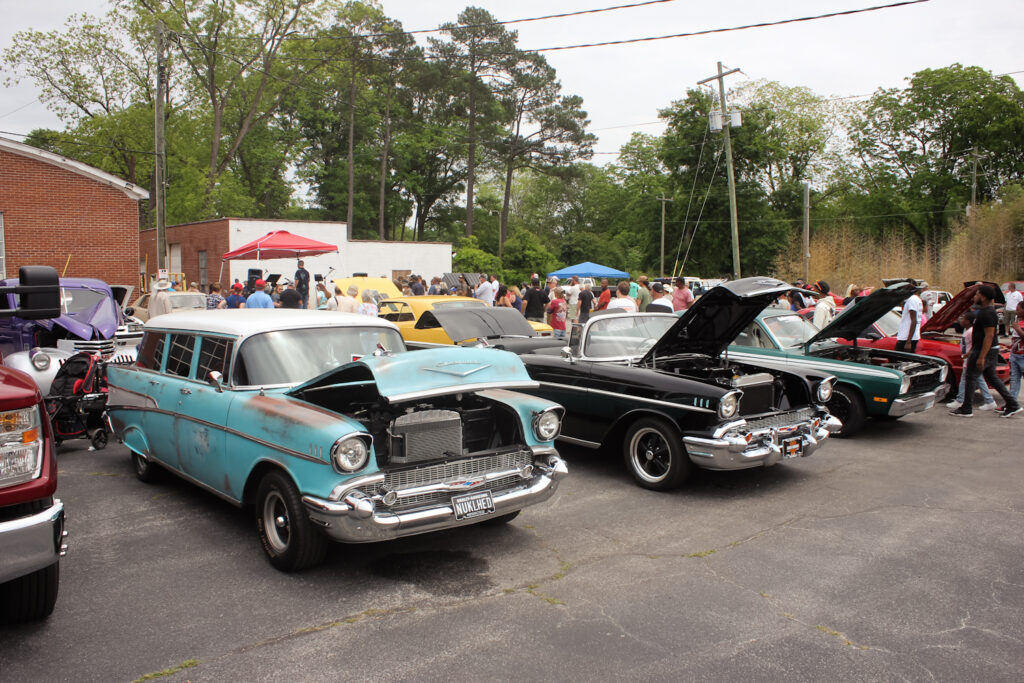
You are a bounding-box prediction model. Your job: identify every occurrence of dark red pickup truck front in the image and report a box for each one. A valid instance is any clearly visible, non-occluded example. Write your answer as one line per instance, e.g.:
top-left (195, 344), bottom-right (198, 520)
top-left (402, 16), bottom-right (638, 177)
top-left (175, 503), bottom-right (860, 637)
top-left (0, 266), bottom-right (66, 622)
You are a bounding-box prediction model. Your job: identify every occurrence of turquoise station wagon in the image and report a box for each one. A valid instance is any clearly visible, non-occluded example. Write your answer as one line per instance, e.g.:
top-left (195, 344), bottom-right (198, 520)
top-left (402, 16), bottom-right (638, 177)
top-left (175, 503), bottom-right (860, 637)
top-left (105, 310), bottom-right (568, 571)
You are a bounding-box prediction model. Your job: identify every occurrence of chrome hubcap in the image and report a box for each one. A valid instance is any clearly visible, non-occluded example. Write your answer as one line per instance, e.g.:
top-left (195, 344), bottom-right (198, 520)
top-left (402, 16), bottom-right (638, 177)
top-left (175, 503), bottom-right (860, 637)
top-left (629, 428), bottom-right (671, 483)
top-left (262, 490), bottom-right (290, 553)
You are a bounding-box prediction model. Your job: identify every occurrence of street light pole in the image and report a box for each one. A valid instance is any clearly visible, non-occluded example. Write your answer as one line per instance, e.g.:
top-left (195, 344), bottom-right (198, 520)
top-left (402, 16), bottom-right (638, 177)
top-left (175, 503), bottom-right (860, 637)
top-left (657, 195), bottom-right (672, 278)
top-left (698, 61), bottom-right (742, 279)
top-left (154, 20), bottom-right (167, 271)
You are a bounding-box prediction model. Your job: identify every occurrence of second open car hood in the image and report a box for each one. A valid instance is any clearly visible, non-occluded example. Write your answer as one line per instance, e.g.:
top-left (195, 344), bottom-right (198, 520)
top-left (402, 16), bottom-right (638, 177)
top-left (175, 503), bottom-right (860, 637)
top-left (922, 281), bottom-right (1002, 333)
top-left (804, 281), bottom-right (918, 345)
top-left (417, 306), bottom-right (539, 343)
top-left (642, 277), bottom-right (804, 361)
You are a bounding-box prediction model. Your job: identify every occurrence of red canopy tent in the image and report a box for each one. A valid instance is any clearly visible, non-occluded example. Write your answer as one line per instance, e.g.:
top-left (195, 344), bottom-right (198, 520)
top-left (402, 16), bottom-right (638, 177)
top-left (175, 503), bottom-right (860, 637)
top-left (221, 230), bottom-right (338, 261)
top-left (218, 230), bottom-right (339, 283)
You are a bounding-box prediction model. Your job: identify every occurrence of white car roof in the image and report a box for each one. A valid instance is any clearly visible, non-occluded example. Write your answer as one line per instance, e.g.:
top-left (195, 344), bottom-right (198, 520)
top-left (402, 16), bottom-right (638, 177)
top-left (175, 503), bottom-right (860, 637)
top-left (144, 309), bottom-right (398, 337)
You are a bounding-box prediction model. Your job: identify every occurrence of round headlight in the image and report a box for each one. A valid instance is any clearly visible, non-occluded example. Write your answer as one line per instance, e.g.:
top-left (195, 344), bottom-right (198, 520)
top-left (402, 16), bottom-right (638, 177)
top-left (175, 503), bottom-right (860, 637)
top-left (899, 375), bottom-right (911, 395)
top-left (331, 436), bottom-right (369, 472)
top-left (534, 410), bottom-right (561, 441)
top-left (30, 349), bottom-right (50, 371)
top-left (816, 378), bottom-right (835, 403)
top-left (718, 391), bottom-right (740, 420)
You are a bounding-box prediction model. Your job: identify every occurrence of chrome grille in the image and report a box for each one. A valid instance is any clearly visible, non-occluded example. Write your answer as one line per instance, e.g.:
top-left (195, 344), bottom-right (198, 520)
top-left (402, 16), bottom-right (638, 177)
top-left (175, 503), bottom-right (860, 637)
top-left (743, 407), bottom-right (815, 432)
top-left (375, 474), bottom-right (528, 512)
top-left (908, 368), bottom-right (940, 393)
top-left (73, 340), bottom-right (116, 355)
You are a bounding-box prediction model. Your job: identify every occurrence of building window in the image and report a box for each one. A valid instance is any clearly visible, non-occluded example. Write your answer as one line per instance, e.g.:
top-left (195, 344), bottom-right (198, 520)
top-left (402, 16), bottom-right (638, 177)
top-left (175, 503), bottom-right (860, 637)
top-left (198, 250), bottom-right (208, 288)
top-left (0, 212), bottom-right (6, 280)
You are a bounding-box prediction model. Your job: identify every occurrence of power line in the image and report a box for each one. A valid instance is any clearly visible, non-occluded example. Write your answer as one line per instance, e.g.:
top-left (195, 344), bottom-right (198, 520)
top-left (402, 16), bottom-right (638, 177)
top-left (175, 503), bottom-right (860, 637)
top-left (530, 0), bottom-right (932, 52)
top-left (0, 98), bottom-right (42, 119)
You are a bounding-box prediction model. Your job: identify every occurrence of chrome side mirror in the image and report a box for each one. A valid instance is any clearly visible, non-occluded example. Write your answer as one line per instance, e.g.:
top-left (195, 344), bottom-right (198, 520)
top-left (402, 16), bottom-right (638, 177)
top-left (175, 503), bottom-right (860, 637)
top-left (207, 370), bottom-right (224, 393)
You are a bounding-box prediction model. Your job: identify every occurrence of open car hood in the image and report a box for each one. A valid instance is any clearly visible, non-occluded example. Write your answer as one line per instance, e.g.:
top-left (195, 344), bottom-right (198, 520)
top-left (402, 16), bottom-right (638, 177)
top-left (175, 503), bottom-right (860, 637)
top-left (807, 282), bottom-right (915, 344)
top-left (922, 281), bottom-right (1001, 332)
top-left (286, 346), bottom-right (537, 403)
top-left (642, 277), bottom-right (803, 361)
top-left (417, 307), bottom-right (539, 343)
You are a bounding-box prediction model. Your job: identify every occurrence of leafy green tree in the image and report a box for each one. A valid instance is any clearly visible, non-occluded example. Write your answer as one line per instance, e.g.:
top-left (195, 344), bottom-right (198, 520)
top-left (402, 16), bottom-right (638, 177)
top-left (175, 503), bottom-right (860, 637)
top-left (432, 6), bottom-right (518, 237)
top-left (452, 235), bottom-right (501, 275)
top-left (849, 63), bottom-right (1024, 242)
top-left (493, 50), bottom-right (594, 256)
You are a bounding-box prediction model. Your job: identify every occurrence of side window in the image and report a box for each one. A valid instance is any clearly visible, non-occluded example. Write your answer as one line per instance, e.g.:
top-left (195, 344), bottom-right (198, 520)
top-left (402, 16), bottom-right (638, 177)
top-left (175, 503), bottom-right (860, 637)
top-left (196, 337), bottom-right (234, 381)
top-left (135, 331), bottom-right (164, 370)
top-left (165, 334), bottom-right (195, 378)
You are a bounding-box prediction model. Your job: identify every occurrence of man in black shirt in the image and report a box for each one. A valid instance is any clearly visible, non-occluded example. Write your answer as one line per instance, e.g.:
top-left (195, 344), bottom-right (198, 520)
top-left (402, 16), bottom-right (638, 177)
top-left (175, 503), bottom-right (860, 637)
top-left (577, 284), bottom-right (595, 323)
top-left (294, 261), bottom-right (310, 309)
top-left (521, 277), bottom-right (549, 322)
top-left (279, 282), bottom-right (303, 309)
top-left (951, 285), bottom-right (1021, 417)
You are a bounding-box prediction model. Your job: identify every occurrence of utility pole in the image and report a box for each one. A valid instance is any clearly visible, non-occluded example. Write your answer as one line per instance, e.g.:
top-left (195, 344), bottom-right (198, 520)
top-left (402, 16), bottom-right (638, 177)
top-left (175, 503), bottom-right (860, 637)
top-left (970, 145), bottom-right (978, 216)
top-left (803, 183), bottom-right (810, 283)
top-left (698, 61), bottom-right (742, 279)
top-left (657, 195), bottom-right (672, 278)
top-left (154, 20), bottom-right (167, 270)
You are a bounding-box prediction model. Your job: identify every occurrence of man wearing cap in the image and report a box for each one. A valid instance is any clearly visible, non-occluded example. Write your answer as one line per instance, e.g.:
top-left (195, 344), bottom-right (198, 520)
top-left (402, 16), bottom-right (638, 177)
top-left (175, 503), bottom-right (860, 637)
top-left (246, 279), bottom-right (274, 309)
top-left (895, 280), bottom-right (925, 352)
top-left (279, 281), bottom-right (303, 309)
top-left (148, 278), bottom-right (173, 318)
top-left (225, 282), bottom-right (246, 309)
top-left (646, 282), bottom-right (674, 312)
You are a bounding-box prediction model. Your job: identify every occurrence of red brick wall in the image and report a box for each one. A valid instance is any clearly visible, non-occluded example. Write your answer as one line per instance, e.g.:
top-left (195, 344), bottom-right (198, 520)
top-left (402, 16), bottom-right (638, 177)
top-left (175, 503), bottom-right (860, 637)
top-left (139, 218), bottom-right (231, 291)
top-left (0, 148), bottom-right (141, 291)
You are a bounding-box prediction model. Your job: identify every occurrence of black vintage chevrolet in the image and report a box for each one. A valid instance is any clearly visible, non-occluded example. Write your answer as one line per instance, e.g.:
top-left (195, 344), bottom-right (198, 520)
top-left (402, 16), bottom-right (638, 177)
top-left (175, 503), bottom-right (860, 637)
top-left (510, 278), bottom-right (842, 491)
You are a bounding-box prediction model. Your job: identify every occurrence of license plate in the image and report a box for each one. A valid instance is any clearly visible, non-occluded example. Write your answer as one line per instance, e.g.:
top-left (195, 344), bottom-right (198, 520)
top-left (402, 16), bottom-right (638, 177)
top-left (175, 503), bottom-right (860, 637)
top-left (452, 490), bottom-right (495, 520)
top-left (782, 437), bottom-right (803, 459)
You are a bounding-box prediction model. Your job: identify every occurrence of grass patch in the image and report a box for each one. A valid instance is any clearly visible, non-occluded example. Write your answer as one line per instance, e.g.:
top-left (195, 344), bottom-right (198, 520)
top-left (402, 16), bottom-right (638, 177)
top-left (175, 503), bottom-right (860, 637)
top-left (687, 549), bottom-right (717, 558)
top-left (134, 659), bottom-right (199, 682)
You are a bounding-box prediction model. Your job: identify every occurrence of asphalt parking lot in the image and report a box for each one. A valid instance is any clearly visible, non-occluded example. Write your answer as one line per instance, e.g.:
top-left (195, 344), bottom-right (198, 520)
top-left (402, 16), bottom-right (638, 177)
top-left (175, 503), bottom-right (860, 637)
top-left (2, 407), bottom-right (1022, 682)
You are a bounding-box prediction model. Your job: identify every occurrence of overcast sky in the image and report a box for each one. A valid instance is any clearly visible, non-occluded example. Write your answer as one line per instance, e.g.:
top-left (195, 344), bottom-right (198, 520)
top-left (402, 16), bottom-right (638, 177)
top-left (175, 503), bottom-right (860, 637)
top-left (1, 0), bottom-right (1022, 160)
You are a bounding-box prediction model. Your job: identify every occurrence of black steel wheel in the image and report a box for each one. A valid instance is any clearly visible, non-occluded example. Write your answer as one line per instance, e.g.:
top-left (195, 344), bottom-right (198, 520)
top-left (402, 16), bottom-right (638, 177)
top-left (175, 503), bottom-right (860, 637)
top-left (91, 429), bottom-right (108, 450)
top-left (0, 562), bottom-right (59, 623)
top-left (255, 471), bottom-right (328, 572)
top-left (132, 452), bottom-right (161, 484)
top-left (623, 417), bottom-right (692, 491)
top-left (826, 385), bottom-right (866, 437)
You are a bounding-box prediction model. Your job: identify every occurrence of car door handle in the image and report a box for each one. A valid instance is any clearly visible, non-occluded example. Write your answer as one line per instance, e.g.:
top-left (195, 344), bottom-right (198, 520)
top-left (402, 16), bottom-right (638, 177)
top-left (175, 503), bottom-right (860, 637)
top-left (149, 380), bottom-right (159, 385)
top-left (180, 387), bottom-right (192, 395)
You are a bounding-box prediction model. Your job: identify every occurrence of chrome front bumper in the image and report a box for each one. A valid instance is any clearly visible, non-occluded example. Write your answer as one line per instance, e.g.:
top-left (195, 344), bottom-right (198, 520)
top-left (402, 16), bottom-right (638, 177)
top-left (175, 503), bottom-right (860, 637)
top-left (0, 499), bottom-right (67, 584)
top-left (683, 414), bottom-right (842, 471)
top-left (888, 383), bottom-right (950, 417)
top-left (301, 452), bottom-right (568, 543)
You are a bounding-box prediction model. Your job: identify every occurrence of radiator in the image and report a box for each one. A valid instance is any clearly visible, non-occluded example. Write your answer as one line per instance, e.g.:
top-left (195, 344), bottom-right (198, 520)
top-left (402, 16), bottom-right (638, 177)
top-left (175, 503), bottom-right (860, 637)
top-left (389, 409), bottom-right (463, 464)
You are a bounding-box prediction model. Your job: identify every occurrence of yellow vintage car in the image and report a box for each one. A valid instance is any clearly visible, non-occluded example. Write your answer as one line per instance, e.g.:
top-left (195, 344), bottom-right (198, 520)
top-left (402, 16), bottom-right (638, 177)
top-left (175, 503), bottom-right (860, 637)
top-left (331, 276), bottom-right (402, 302)
top-left (379, 296), bottom-right (552, 345)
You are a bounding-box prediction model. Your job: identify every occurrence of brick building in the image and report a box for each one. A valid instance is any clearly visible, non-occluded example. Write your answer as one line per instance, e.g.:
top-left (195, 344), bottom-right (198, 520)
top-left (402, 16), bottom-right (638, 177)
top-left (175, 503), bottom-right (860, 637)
top-left (0, 136), bottom-right (147, 287)
top-left (140, 218), bottom-right (452, 290)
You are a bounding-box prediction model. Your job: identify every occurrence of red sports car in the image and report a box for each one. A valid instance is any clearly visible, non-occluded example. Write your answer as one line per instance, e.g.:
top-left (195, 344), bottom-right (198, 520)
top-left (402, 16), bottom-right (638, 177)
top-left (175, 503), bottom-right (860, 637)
top-left (801, 281), bottom-right (1010, 387)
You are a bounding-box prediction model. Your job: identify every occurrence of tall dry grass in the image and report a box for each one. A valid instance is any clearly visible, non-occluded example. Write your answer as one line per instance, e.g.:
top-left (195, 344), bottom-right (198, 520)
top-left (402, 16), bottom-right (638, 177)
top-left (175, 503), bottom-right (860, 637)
top-left (774, 195), bottom-right (1024, 294)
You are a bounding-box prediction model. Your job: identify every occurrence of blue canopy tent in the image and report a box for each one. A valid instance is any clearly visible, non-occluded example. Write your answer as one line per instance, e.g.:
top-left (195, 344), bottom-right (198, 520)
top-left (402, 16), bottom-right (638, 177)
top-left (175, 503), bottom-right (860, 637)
top-left (547, 261), bottom-right (629, 279)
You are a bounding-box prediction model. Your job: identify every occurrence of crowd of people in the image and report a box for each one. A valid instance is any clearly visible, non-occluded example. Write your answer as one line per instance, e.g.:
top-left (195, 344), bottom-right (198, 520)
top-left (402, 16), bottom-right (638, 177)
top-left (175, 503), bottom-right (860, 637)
top-left (145, 263), bottom-right (1023, 416)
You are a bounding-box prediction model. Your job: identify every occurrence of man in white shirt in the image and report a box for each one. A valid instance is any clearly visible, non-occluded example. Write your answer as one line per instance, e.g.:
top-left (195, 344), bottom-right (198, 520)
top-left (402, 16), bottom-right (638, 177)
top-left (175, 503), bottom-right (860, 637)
top-left (326, 285), bottom-right (359, 313)
top-left (562, 276), bottom-right (581, 322)
top-left (646, 282), bottom-right (674, 312)
top-left (896, 281), bottom-right (925, 352)
top-left (475, 275), bottom-right (493, 304)
top-left (607, 281), bottom-right (638, 312)
top-left (1004, 282), bottom-right (1022, 333)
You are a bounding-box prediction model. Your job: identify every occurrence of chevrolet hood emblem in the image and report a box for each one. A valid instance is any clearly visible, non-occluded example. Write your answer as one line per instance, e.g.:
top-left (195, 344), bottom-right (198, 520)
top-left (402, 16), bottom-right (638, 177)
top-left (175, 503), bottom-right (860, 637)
top-left (424, 362), bottom-right (492, 378)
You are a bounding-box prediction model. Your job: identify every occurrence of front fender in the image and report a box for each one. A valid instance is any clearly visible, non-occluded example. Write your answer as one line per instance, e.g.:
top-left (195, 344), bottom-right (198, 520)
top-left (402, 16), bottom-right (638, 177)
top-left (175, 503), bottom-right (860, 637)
top-left (3, 348), bottom-right (72, 394)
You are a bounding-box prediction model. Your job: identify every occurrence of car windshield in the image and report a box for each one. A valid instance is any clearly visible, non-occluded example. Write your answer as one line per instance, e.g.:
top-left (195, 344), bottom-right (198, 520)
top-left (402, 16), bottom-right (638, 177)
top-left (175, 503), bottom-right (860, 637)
top-left (235, 326), bottom-right (406, 386)
top-left (170, 294), bottom-right (207, 310)
top-left (873, 311), bottom-right (901, 337)
top-left (762, 314), bottom-right (820, 348)
top-left (433, 300), bottom-right (485, 310)
top-left (61, 287), bottom-right (110, 317)
top-left (583, 315), bottom-right (676, 358)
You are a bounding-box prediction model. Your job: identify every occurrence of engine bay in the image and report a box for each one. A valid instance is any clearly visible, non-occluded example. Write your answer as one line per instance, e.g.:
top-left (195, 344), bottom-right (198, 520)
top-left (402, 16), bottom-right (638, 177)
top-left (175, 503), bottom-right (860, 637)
top-left (343, 393), bottom-right (524, 467)
top-left (649, 356), bottom-right (805, 416)
top-left (821, 345), bottom-right (937, 375)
